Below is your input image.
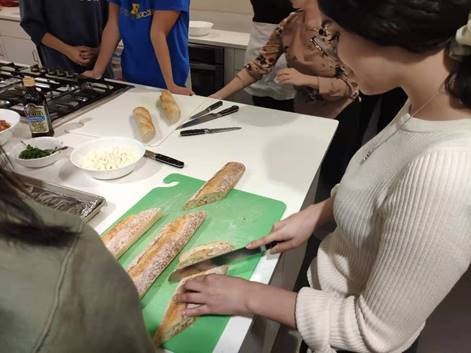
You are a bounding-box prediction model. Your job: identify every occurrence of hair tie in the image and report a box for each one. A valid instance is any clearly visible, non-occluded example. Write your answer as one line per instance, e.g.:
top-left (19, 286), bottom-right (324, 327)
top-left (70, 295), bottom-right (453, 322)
top-left (449, 12), bottom-right (471, 61)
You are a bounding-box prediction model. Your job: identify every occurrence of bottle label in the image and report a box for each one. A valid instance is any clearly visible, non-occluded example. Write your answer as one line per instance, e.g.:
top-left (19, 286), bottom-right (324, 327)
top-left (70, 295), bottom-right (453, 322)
top-left (25, 103), bottom-right (50, 134)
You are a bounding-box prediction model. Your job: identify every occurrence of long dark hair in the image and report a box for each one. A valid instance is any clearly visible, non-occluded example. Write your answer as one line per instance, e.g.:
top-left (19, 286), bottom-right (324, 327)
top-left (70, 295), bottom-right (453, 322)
top-left (318, 0), bottom-right (471, 108)
top-left (0, 147), bottom-right (75, 246)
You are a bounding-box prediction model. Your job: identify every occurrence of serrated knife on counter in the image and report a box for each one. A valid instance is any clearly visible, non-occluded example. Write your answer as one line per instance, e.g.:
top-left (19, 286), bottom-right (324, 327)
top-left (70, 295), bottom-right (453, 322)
top-left (176, 105), bottom-right (239, 130)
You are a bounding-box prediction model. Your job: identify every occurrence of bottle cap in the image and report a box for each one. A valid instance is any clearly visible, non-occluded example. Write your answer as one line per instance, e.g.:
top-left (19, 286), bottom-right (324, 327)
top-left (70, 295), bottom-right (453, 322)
top-left (23, 76), bottom-right (36, 87)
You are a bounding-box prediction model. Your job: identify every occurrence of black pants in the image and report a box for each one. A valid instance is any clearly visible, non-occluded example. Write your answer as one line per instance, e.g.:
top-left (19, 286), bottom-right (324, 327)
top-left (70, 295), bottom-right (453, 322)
top-left (252, 95), bottom-right (294, 112)
top-left (300, 337), bottom-right (420, 353)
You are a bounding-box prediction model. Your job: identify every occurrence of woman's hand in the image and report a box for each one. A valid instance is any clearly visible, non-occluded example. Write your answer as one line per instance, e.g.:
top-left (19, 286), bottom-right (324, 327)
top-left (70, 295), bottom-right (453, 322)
top-left (247, 202), bottom-right (331, 254)
top-left (276, 68), bottom-right (318, 88)
top-left (168, 84), bottom-right (195, 96)
top-left (177, 274), bottom-right (253, 317)
top-left (80, 47), bottom-right (99, 62)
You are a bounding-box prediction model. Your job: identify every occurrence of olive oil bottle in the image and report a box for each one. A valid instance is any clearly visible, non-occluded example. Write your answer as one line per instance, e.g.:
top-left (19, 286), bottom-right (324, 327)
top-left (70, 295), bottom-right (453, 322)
top-left (23, 77), bottom-right (54, 137)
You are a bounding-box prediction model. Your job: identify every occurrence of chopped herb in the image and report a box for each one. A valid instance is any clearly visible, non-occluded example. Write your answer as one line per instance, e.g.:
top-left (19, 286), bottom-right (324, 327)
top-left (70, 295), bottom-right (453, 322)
top-left (19, 145), bottom-right (53, 160)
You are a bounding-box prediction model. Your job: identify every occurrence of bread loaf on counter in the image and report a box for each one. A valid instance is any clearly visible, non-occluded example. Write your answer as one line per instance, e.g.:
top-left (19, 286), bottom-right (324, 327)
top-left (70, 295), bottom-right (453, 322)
top-left (184, 162), bottom-right (246, 209)
top-left (101, 208), bottom-right (163, 258)
top-left (154, 265), bottom-right (229, 345)
top-left (158, 90), bottom-right (181, 124)
top-left (127, 211), bottom-right (207, 297)
top-left (132, 107), bottom-right (156, 143)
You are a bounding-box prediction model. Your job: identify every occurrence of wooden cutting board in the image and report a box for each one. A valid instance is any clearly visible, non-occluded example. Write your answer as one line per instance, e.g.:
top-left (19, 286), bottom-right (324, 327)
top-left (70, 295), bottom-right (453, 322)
top-left (102, 173), bottom-right (286, 353)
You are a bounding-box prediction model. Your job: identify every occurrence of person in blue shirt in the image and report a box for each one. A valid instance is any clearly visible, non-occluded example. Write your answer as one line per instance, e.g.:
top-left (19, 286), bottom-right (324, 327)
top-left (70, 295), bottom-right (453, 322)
top-left (84, 0), bottom-right (193, 95)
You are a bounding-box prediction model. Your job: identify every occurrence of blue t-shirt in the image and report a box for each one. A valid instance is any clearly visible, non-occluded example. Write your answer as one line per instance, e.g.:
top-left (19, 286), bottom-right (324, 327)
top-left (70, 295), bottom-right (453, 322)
top-left (109, 0), bottom-right (190, 88)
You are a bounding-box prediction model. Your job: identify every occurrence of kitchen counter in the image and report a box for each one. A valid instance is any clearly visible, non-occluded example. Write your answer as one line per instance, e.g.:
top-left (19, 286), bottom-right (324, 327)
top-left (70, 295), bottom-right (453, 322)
top-left (6, 86), bottom-right (337, 353)
top-left (189, 29), bottom-right (250, 49)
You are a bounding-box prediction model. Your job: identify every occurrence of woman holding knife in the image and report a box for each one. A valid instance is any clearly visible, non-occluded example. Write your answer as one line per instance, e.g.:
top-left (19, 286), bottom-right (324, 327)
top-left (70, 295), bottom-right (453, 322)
top-left (179, 1), bottom-right (471, 353)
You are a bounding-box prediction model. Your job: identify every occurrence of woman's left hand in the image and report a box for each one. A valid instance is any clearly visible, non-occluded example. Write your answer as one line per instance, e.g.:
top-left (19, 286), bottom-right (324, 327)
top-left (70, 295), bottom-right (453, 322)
top-left (177, 274), bottom-right (253, 317)
top-left (276, 68), bottom-right (316, 87)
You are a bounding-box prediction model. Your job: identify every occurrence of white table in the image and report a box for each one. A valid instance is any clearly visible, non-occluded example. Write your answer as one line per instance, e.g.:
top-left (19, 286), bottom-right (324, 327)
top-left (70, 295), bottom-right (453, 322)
top-left (7, 92), bottom-right (338, 353)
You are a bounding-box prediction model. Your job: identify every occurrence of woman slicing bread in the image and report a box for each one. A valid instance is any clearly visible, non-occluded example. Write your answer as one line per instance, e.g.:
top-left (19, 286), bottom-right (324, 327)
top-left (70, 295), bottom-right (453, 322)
top-left (211, 0), bottom-right (358, 119)
top-left (0, 149), bottom-right (156, 352)
top-left (179, 1), bottom-right (471, 353)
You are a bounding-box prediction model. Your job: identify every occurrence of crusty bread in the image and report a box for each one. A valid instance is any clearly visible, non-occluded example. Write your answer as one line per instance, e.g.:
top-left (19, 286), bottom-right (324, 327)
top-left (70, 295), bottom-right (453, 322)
top-left (101, 208), bottom-right (163, 258)
top-left (184, 162), bottom-right (246, 210)
top-left (154, 265), bottom-right (229, 345)
top-left (132, 106), bottom-right (156, 143)
top-left (127, 212), bottom-right (206, 297)
top-left (157, 90), bottom-right (181, 124)
top-left (177, 240), bottom-right (234, 270)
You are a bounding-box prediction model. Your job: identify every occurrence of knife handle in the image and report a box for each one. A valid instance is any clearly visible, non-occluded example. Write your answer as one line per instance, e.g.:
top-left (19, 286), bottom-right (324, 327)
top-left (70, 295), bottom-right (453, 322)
top-left (207, 101), bottom-right (223, 112)
top-left (180, 129), bottom-right (208, 136)
top-left (153, 153), bottom-right (185, 168)
top-left (217, 105), bottom-right (239, 117)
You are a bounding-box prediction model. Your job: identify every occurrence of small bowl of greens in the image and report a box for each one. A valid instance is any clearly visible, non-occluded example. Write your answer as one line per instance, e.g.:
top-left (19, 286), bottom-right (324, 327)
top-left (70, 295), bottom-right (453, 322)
top-left (12, 137), bottom-right (66, 168)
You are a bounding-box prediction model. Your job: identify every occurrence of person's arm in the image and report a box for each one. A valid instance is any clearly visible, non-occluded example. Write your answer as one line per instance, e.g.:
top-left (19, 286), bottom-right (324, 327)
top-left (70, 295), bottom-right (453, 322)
top-left (150, 10), bottom-right (193, 95)
top-left (82, 3), bottom-right (121, 79)
top-left (211, 13), bottom-right (293, 99)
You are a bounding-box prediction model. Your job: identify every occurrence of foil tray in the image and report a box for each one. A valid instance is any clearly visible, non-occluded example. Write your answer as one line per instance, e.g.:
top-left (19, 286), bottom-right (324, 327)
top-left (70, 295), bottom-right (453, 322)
top-left (17, 174), bottom-right (106, 222)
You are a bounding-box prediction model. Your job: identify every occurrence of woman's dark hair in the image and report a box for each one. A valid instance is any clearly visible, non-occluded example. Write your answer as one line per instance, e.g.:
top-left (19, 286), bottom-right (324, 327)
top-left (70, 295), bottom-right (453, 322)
top-left (0, 147), bottom-right (75, 246)
top-left (318, 0), bottom-right (471, 108)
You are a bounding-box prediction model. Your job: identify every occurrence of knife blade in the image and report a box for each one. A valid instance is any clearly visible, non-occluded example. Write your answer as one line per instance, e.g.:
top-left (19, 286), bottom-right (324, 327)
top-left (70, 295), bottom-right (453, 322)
top-left (144, 150), bottom-right (184, 169)
top-left (189, 101), bottom-right (223, 120)
top-left (180, 127), bottom-right (242, 136)
top-left (169, 241), bottom-right (276, 282)
top-left (176, 105), bottom-right (239, 130)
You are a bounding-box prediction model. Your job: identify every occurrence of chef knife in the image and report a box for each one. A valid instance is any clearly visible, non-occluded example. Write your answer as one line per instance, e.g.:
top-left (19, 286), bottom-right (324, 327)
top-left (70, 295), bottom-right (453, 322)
top-left (189, 101), bottom-right (223, 120)
top-left (180, 127), bottom-right (242, 136)
top-left (144, 150), bottom-right (184, 169)
top-left (176, 105), bottom-right (239, 130)
top-left (169, 241), bottom-right (276, 282)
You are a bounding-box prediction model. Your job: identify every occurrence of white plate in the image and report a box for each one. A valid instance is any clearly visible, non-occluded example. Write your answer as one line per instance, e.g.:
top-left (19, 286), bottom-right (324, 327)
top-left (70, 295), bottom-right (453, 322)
top-left (12, 137), bottom-right (64, 168)
top-left (70, 137), bottom-right (145, 180)
top-left (0, 109), bottom-right (20, 145)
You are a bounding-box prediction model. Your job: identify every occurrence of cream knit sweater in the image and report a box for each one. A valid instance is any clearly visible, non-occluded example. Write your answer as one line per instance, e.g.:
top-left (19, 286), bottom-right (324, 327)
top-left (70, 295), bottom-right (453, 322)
top-left (296, 104), bottom-right (471, 353)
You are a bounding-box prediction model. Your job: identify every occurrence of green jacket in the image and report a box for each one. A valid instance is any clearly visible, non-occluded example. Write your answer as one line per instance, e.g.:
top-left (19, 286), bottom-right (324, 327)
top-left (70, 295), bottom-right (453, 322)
top-left (0, 201), bottom-right (156, 353)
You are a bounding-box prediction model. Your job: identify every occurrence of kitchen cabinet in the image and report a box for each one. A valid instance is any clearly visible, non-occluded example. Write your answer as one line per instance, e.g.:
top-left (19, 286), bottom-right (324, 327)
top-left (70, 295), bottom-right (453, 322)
top-left (224, 46), bottom-right (251, 104)
top-left (0, 18), bottom-right (40, 65)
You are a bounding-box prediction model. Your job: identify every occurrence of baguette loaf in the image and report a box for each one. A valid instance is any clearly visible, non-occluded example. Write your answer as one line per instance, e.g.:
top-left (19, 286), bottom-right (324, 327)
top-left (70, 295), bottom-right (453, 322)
top-left (132, 107), bottom-right (156, 143)
top-left (127, 212), bottom-right (206, 297)
top-left (184, 162), bottom-right (246, 210)
top-left (177, 240), bottom-right (234, 270)
top-left (158, 90), bottom-right (181, 124)
top-left (101, 208), bottom-right (163, 258)
top-left (154, 265), bottom-right (229, 345)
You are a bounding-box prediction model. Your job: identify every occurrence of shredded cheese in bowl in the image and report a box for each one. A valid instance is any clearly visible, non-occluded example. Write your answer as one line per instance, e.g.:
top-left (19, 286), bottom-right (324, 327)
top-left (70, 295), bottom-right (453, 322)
top-left (82, 147), bottom-right (140, 171)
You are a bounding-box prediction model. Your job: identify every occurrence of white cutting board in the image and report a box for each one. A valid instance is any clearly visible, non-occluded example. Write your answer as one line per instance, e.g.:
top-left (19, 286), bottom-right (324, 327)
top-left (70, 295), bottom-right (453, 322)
top-left (66, 86), bottom-right (214, 147)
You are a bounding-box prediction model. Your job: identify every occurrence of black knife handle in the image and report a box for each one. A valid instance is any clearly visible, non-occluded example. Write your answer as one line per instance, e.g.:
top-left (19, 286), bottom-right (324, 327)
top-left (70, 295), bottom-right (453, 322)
top-left (153, 153), bottom-right (185, 168)
top-left (207, 101), bottom-right (223, 111)
top-left (217, 105), bottom-right (239, 117)
top-left (180, 129), bottom-right (208, 136)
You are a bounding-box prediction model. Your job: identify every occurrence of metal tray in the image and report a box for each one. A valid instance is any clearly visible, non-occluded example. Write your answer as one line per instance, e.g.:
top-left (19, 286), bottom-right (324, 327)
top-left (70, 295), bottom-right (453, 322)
top-left (17, 174), bottom-right (106, 223)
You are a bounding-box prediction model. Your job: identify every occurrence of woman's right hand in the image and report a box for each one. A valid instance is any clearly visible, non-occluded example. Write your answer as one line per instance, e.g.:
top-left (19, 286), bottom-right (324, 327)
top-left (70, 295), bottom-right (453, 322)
top-left (247, 204), bottom-right (324, 254)
top-left (81, 68), bottom-right (103, 80)
top-left (65, 46), bottom-right (92, 66)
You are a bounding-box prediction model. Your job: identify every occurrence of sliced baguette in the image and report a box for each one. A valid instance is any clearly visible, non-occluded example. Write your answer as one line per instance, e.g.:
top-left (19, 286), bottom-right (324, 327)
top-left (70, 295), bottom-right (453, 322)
top-left (101, 208), bottom-right (163, 258)
top-left (127, 212), bottom-right (206, 297)
top-left (177, 240), bottom-right (234, 270)
top-left (184, 162), bottom-right (246, 210)
top-left (154, 265), bottom-right (229, 345)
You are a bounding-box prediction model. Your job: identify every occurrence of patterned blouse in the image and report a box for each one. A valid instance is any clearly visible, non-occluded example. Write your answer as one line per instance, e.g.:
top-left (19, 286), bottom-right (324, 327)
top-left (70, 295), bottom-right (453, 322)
top-left (237, 10), bottom-right (359, 118)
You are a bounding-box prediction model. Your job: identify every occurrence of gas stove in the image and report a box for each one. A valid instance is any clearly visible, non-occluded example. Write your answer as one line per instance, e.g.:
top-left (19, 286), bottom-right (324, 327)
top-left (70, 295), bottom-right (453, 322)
top-left (0, 62), bottom-right (133, 126)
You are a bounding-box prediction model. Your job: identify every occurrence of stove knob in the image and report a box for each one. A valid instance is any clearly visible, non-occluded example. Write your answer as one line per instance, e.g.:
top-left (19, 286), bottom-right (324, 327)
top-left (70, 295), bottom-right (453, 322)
top-left (47, 68), bottom-right (56, 75)
top-left (56, 69), bottom-right (65, 77)
top-left (65, 71), bottom-right (75, 78)
top-left (30, 65), bottom-right (40, 73)
top-left (39, 67), bottom-right (47, 74)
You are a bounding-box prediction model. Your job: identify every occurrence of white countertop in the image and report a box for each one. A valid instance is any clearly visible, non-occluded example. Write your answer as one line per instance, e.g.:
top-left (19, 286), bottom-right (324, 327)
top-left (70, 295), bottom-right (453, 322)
top-left (6, 87), bottom-right (337, 352)
top-left (189, 29), bottom-right (250, 49)
top-left (0, 6), bottom-right (20, 21)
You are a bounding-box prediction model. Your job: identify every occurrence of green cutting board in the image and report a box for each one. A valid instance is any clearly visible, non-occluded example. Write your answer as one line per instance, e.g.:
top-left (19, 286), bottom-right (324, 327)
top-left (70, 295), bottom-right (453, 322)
top-left (103, 173), bottom-right (286, 353)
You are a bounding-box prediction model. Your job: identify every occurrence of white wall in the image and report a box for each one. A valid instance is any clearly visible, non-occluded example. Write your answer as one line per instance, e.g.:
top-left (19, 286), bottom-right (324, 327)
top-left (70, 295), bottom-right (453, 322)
top-left (190, 0), bottom-right (253, 32)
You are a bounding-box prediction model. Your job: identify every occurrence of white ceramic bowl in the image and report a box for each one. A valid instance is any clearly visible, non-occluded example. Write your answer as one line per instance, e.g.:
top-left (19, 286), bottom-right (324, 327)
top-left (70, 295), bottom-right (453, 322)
top-left (70, 137), bottom-right (145, 180)
top-left (12, 137), bottom-right (65, 168)
top-left (189, 21), bottom-right (214, 37)
top-left (0, 109), bottom-right (20, 145)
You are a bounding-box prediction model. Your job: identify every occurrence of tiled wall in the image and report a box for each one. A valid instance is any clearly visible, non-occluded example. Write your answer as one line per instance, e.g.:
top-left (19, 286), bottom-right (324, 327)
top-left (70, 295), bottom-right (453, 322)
top-left (190, 0), bottom-right (252, 32)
